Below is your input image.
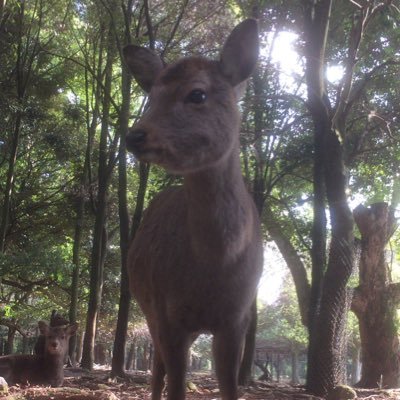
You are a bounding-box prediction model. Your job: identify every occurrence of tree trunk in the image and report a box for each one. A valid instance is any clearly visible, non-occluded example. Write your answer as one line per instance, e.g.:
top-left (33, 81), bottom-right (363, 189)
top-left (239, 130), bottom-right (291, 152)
top-left (307, 113), bottom-right (355, 395)
top-left (303, 1), bottom-right (355, 396)
top-left (352, 202), bottom-right (399, 388)
top-left (76, 332), bottom-right (84, 364)
top-left (276, 355), bottom-right (282, 382)
top-left (0, 112), bottom-right (22, 252)
top-left (69, 186), bottom-right (85, 366)
top-left (0, 2), bottom-right (27, 252)
top-left (350, 345), bottom-right (361, 385)
top-left (125, 341), bottom-right (136, 370)
top-left (70, 33), bottom-right (102, 366)
top-left (81, 27), bottom-right (114, 370)
top-left (264, 204), bottom-right (310, 326)
top-left (69, 96), bottom-right (97, 364)
top-left (111, 159), bottom-right (150, 372)
top-left (111, 44), bottom-right (132, 376)
top-left (5, 326), bottom-right (16, 355)
top-left (291, 350), bottom-right (300, 384)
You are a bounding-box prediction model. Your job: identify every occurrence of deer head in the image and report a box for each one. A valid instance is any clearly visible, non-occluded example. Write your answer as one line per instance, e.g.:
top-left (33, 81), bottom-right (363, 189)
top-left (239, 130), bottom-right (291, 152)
top-left (123, 19), bottom-right (259, 175)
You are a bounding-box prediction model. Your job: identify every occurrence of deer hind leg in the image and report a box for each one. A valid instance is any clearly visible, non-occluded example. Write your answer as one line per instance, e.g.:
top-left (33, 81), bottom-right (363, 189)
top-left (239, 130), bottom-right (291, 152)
top-left (151, 347), bottom-right (166, 400)
top-left (159, 329), bottom-right (191, 400)
top-left (213, 325), bottom-right (247, 400)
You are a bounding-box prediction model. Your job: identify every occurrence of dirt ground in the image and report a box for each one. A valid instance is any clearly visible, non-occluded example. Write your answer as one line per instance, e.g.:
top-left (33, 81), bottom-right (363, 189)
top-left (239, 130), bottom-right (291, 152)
top-left (3, 369), bottom-right (400, 399)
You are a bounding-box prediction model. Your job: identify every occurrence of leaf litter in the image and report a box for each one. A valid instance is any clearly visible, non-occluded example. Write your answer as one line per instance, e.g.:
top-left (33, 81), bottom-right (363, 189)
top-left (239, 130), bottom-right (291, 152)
top-left (3, 369), bottom-right (400, 399)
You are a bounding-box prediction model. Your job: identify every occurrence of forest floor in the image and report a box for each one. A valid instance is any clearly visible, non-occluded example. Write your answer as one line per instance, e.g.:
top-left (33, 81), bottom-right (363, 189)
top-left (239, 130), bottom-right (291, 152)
top-left (3, 368), bottom-right (400, 400)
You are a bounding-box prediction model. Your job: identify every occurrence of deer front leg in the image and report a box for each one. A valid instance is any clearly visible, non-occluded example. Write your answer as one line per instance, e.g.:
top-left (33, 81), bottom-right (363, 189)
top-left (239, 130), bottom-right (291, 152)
top-left (213, 325), bottom-right (247, 400)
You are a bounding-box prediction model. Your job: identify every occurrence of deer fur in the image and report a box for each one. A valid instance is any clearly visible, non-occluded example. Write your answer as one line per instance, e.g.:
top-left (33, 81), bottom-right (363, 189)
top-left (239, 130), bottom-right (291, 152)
top-left (0, 321), bottom-right (77, 387)
top-left (123, 19), bottom-right (263, 400)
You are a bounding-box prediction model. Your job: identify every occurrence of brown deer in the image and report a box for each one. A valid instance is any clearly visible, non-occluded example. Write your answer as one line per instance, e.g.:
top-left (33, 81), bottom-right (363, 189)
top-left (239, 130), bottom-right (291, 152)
top-left (123, 19), bottom-right (263, 400)
top-left (0, 321), bottom-right (77, 387)
top-left (34, 310), bottom-right (69, 355)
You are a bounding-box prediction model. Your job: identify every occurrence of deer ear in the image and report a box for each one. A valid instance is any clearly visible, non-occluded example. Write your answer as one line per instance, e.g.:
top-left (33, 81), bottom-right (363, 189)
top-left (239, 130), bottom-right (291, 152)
top-left (219, 19), bottom-right (259, 86)
top-left (66, 323), bottom-right (78, 336)
top-left (38, 321), bottom-right (49, 335)
top-left (123, 45), bottom-right (164, 93)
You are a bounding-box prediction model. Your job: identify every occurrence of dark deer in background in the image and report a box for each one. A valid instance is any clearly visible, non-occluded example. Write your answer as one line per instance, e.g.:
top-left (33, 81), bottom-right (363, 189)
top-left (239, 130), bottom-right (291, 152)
top-left (123, 19), bottom-right (263, 400)
top-left (0, 321), bottom-right (77, 387)
top-left (34, 310), bottom-right (69, 355)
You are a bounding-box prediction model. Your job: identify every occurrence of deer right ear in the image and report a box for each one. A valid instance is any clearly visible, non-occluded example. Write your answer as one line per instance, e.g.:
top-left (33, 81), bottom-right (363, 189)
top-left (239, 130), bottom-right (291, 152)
top-left (123, 45), bottom-right (164, 93)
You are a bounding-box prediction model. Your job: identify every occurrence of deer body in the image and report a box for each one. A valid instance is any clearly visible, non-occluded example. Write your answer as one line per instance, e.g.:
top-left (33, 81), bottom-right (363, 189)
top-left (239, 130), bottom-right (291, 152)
top-left (124, 19), bottom-right (263, 400)
top-left (0, 322), bottom-right (77, 387)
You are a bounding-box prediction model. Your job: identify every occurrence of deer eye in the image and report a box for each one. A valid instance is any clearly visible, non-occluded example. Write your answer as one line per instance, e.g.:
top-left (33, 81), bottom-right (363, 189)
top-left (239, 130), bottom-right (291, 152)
top-left (185, 89), bottom-right (206, 104)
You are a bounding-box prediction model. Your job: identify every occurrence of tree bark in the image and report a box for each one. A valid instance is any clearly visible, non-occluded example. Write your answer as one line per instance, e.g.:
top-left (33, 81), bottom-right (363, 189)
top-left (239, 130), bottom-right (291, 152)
top-left (352, 202), bottom-right (399, 388)
top-left (264, 204), bottom-right (310, 326)
top-left (81, 26), bottom-right (114, 370)
top-left (125, 341), bottom-right (136, 370)
top-left (70, 30), bottom-right (103, 365)
top-left (111, 159), bottom-right (150, 373)
top-left (69, 172), bottom-right (89, 365)
top-left (291, 350), bottom-right (300, 384)
top-left (350, 344), bottom-right (361, 385)
top-left (5, 326), bottom-right (16, 355)
top-left (0, 112), bottom-right (22, 252)
top-left (303, 0), bottom-right (355, 396)
top-left (111, 40), bottom-right (132, 376)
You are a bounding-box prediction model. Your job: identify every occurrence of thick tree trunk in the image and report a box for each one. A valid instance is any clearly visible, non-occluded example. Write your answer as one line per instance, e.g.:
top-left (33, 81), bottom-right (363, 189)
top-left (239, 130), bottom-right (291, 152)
top-left (352, 202), bottom-right (399, 388)
top-left (304, 1), bottom-right (355, 396)
top-left (303, 1), bottom-right (332, 392)
top-left (308, 110), bottom-right (355, 393)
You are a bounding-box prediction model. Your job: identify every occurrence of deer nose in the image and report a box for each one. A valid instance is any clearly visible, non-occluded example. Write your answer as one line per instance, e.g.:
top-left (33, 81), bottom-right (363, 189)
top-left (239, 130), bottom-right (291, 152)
top-left (127, 129), bottom-right (147, 152)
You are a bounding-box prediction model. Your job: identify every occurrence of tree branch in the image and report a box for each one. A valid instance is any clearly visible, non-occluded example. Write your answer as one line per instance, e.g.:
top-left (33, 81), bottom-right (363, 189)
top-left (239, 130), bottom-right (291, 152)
top-left (0, 319), bottom-right (28, 337)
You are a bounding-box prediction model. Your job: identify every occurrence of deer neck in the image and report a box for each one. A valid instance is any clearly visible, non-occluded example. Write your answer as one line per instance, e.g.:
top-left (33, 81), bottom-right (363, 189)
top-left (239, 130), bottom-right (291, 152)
top-left (184, 145), bottom-right (254, 263)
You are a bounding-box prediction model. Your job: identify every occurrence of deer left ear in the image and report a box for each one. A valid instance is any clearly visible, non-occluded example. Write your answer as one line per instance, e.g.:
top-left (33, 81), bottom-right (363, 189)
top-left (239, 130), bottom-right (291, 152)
top-left (66, 323), bottom-right (78, 336)
top-left (219, 19), bottom-right (259, 86)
